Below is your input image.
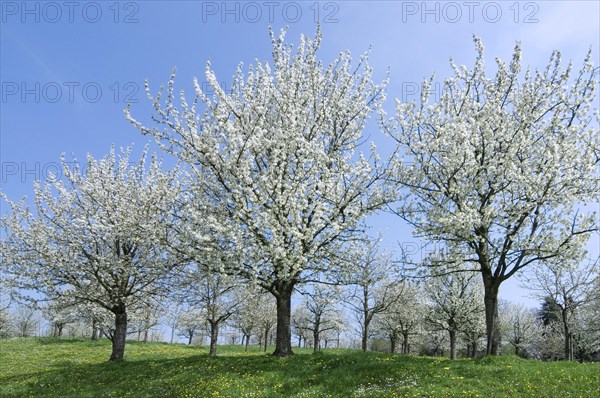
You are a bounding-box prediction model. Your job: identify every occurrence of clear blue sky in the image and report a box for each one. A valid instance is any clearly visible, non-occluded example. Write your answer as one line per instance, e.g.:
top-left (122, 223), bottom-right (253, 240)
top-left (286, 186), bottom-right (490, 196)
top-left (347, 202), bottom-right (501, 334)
top-left (1, 0), bottom-right (599, 308)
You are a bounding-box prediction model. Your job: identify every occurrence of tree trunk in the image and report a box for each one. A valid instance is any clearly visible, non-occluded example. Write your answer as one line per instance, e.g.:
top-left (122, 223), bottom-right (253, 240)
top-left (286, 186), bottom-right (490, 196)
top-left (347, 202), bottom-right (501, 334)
top-left (402, 332), bottom-right (409, 355)
top-left (449, 329), bottom-right (457, 360)
top-left (313, 330), bottom-right (320, 353)
top-left (390, 335), bottom-right (396, 354)
top-left (263, 327), bottom-right (269, 352)
top-left (91, 320), bottom-right (98, 341)
top-left (188, 331), bottom-right (194, 345)
top-left (272, 281), bottom-right (294, 357)
top-left (482, 274), bottom-right (502, 355)
top-left (562, 311), bottom-right (572, 361)
top-left (361, 323), bottom-right (369, 352)
top-left (209, 321), bottom-right (219, 357)
top-left (110, 309), bottom-right (127, 361)
top-left (313, 315), bottom-right (321, 353)
top-left (361, 287), bottom-right (370, 352)
top-left (143, 328), bottom-right (149, 343)
top-left (245, 334), bottom-right (250, 352)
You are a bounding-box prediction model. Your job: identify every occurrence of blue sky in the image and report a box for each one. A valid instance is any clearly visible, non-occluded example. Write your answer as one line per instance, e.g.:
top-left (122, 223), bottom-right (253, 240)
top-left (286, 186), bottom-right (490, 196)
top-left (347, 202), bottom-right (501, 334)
top-left (1, 0), bottom-right (599, 308)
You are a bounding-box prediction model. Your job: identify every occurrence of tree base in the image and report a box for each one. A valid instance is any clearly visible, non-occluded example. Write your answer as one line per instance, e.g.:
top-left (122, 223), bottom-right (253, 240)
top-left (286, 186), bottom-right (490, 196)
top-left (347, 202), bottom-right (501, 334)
top-left (272, 348), bottom-right (294, 357)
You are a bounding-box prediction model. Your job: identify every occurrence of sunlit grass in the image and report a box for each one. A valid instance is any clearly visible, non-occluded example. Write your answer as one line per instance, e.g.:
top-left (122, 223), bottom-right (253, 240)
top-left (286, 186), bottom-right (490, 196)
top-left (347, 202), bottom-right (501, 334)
top-left (0, 338), bottom-right (598, 397)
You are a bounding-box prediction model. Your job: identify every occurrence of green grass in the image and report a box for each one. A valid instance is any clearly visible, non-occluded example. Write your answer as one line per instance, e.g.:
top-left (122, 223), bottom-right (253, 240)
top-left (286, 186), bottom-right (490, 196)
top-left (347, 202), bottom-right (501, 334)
top-left (0, 338), bottom-right (598, 397)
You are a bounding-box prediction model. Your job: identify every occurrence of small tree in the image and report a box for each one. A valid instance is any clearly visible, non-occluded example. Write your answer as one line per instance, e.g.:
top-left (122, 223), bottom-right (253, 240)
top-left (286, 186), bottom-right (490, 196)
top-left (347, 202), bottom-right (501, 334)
top-left (345, 238), bottom-right (404, 352)
top-left (43, 299), bottom-right (79, 338)
top-left (129, 302), bottom-right (163, 343)
top-left (523, 258), bottom-right (598, 360)
top-left (12, 305), bottom-right (38, 337)
top-left (163, 301), bottom-right (184, 344)
top-left (0, 294), bottom-right (12, 338)
top-left (177, 307), bottom-right (205, 345)
top-left (500, 302), bottom-right (540, 358)
top-left (300, 284), bottom-right (343, 352)
top-left (292, 306), bottom-right (312, 348)
top-left (424, 272), bottom-right (484, 360)
top-left (0, 307), bottom-right (11, 338)
top-left (231, 287), bottom-right (264, 351)
top-left (183, 262), bottom-right (245, 357)
top-left (255, 293), bottom-right (277, 352)
top-left (377, 281), bottom-right (424, 354)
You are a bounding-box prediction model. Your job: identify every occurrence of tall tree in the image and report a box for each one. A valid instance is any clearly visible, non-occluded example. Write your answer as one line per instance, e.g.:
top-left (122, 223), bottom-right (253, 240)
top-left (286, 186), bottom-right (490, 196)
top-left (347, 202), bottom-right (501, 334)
top-left (1, 147), bottom-right (183, 360)
top-left (125, 27), bottom-right (390, 356)
top-left (388, 37), bottom-right (599, 355)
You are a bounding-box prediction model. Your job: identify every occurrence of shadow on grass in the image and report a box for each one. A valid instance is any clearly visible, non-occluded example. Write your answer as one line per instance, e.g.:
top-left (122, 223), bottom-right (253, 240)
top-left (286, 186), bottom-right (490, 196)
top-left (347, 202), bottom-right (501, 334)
top-left (0, 350), bottom-right (425, 398)
top-left (34, 337), bottom-right (94, 345)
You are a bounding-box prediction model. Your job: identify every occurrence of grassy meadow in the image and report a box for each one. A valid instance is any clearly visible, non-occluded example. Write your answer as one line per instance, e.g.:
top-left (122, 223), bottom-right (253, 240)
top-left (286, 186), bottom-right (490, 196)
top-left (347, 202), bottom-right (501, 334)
top-left (0, 338), bottom-right (598, 398)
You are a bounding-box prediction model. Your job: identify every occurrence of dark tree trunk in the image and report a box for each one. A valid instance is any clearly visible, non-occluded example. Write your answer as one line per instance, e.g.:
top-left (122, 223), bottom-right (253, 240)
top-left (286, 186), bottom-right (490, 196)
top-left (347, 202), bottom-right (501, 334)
top-left (272, 281), bottom-right (294, 357)
top-left (361, 315), bottom-right (372, 352)
top-left (482, 274), bottom-right (502, 355)
top-left (110, 308), bottom-right (127, 361)
top-left (562, 311), bottom-right (572, 361)
top-left (390, 335), bottom-right (397, 354)
top-left (361, 287), bottom-right (370, 352)
top-left (91, 319), bottom-right (98, 341)
top-left (449, 329), bottom-right (457, 360)
top-left (143, 328), bottom-right (149, 343)
top-left (402, 332), bottom-right (409, 355)
top-left (188, 331), bottom-right (194, 345)
top-left (209, 321), bottom-right (219, 357)
top-left (263, 327), bottom-right (269, 352)
top-left (313, 315), bottom-right (321, 353)
top-left (245, 334), bottom-right (250, 352)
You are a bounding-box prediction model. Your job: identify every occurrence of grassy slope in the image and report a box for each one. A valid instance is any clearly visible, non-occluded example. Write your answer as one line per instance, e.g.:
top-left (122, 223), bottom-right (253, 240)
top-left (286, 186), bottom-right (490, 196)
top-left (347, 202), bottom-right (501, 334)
top-left (0, 338), bottom-right (598, 398)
